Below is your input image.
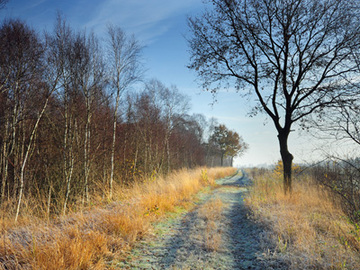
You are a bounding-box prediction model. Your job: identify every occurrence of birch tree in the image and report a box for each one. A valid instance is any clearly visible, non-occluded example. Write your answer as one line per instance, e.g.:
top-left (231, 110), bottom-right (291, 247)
top-left (145, 79), bottom-right (190, 173)
top-left (69, 31), bottom-right (104, 204)
top-left (0, 19), bottom-right (55, 221)
top-left (107, 25), bottom-right (142, 199)
top-left (46, 16), bottom-right (76, 214)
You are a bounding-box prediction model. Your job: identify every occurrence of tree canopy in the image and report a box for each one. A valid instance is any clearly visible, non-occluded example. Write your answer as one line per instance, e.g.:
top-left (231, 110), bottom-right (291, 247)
top-left (209, 124), bottom-right (247, 166)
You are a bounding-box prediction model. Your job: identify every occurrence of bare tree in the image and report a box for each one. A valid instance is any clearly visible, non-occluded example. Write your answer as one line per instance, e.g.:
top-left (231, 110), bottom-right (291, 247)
top-left (0, 19), bottom-right (54, 221)
top-left (145, 79), bottom-right (190, 173)
top-left (107, 25), bottom-right (142, 199)
top-left (68, 31), bottom-right (104, 204)
top-left (15, 88), bottom-right (55, 222)
top-left (46, 15), bottom-right (76, 214)
top-left (188, 0), bottom-right (360, 193)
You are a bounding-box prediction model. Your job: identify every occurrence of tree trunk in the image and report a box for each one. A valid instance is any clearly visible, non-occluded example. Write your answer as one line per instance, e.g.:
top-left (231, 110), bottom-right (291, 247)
top-left (1, 117), bottom-right (10, 203)
top-left (165, 137), bottom-right (171, 174)
top-left (277, 130), bottom-right (293, 194)
top-left (63, 98), bottom-right (74, 215)
top-left (133, 143), bottom-right (138, 178)
top-left (84, 105), bottom-right (91, 204)
top-left (109, 90), bottom-right (120, 200)
top-left (220, 152), bottom-right (224, 167)
top-left (15, 97), bottom-right (49, 222)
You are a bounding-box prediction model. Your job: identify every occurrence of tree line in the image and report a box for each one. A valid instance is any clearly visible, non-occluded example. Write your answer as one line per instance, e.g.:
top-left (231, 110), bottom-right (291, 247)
top-left (0, 15), bottom-right (247, 219)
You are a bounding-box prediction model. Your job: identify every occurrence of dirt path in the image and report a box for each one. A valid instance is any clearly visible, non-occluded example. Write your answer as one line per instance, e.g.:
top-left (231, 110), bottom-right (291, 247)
top-left (116, 171), bottom-right (287, 269)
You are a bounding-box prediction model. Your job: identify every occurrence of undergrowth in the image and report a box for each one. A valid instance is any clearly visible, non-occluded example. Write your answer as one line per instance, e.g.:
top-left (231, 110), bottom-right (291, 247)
top-left (246, 169), bottom-right (360, 269)
top-left (0, 167), bottom-right (236, 269)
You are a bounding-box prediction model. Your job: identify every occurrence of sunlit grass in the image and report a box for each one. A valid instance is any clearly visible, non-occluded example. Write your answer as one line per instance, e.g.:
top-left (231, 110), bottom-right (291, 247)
top-left (0, 166), bottom-right (236, 269)
top-left (246, 170), bottom-right (360, 269)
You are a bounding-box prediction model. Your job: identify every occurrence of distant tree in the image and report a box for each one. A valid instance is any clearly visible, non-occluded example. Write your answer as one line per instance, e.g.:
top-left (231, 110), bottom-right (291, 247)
top-left (225, 130), bottom-right (248, 166)
top-left (171, 114), bottom-right (206, 168)
top-left (209, 124), bottom-right (247, 166)
top-left (188, 0), bottom-right (360, 193)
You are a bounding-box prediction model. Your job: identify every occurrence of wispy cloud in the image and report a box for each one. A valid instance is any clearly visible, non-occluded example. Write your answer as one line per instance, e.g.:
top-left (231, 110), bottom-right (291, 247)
top-left (82, 0), bottom-right (202, 43)
top-left (29, 0), bottom-right (48, 9)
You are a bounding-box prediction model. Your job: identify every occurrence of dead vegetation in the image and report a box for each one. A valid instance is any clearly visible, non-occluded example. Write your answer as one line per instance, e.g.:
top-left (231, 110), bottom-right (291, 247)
top-left (198, 197), bottom-right (225, 252)
top-left (0, 167), bottom-right (236, 270)
top-left (246, 169), bottom-right (360, 269)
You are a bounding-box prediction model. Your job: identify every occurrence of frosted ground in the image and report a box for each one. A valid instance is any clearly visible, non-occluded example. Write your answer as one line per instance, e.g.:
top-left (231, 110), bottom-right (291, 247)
top-left (116, 172), bottom-right (288, 269)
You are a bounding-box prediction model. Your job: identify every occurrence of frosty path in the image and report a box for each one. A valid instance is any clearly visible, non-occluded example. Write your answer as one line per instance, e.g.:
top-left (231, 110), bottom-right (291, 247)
top-left (117, 171), bottom-right (287, 269)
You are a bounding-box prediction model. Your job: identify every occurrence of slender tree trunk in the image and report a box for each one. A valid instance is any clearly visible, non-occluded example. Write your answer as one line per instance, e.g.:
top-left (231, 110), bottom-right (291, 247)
top-left (144, 143), bottom-right (148, 175)
top-left (165, 137), bottom-right (171, 174)
top-left (63, 153), bottom-right (74, 215)
top-left (110, 89), bottom-right (121, 199)
top-left (109, 119), bottom-right (116, 198)
top-left (84, 105), bottom-right (91, 204)
top-left (84, 120), bottom-right (89, 204)
top-left (278, 130), bottom-right (293, 195)
top-left (1, 145), bottom-right (9, 203)
top-left (15, 98), bottom-right (49, 222)
top-left (1, 118), bottom-right (10, 202)
top-left (63, 95), bottom-right (74, 215)
top-left (133, 143), bottom-right (138, 178)
top-left (11, 90), bottom-right (19, 201)
top-left (109, 108), bottom-right (117, 199)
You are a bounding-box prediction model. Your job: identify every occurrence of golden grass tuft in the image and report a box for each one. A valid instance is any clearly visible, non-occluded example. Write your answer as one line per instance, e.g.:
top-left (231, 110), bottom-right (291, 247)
top-left (0, 166), bottom-right (236, 269)
top-left (198, 198), bottom-right (225, 252)
top-left (246, 170), bottom-right (360, 269)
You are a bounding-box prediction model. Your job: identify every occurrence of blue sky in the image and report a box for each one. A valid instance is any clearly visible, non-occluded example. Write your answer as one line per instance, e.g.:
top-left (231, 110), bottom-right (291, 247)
top-left (0, 0), bottom-right (332, 167)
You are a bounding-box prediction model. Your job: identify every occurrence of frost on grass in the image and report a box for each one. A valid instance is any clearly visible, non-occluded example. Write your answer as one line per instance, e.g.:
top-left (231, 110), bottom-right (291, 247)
top-left (120, 172), bottom-right (287, 270)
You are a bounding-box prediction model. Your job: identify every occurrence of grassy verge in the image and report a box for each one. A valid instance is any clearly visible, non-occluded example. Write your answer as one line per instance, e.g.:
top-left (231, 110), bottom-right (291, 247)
top-left (246, 170), bottom-right (360, 269)
top-left (0, 167), bottom-right (235, 270)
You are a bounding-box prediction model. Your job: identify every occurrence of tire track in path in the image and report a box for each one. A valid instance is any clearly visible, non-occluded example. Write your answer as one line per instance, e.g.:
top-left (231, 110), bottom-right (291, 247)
top-left (117, 171), bottom-right (287, 269)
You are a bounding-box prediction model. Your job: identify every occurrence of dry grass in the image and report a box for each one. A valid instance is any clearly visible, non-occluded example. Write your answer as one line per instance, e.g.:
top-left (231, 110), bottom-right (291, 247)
top-left (0, 167), bottom-right (236, 269)
top-left (246, 170), bottom-right (360, 269)
top-left (198, 198), bottom-right (225, 252)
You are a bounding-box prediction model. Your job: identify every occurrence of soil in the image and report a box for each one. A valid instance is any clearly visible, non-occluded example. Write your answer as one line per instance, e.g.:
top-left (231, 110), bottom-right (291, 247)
top-left (115, 171), bottom-right (288, 269)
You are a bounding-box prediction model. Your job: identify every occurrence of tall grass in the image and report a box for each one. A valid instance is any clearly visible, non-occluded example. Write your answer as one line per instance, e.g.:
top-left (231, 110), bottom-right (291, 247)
top-left (246, 170), bottom-right (360, 269)
top-left (0, 167), bottom-right (236, 269)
